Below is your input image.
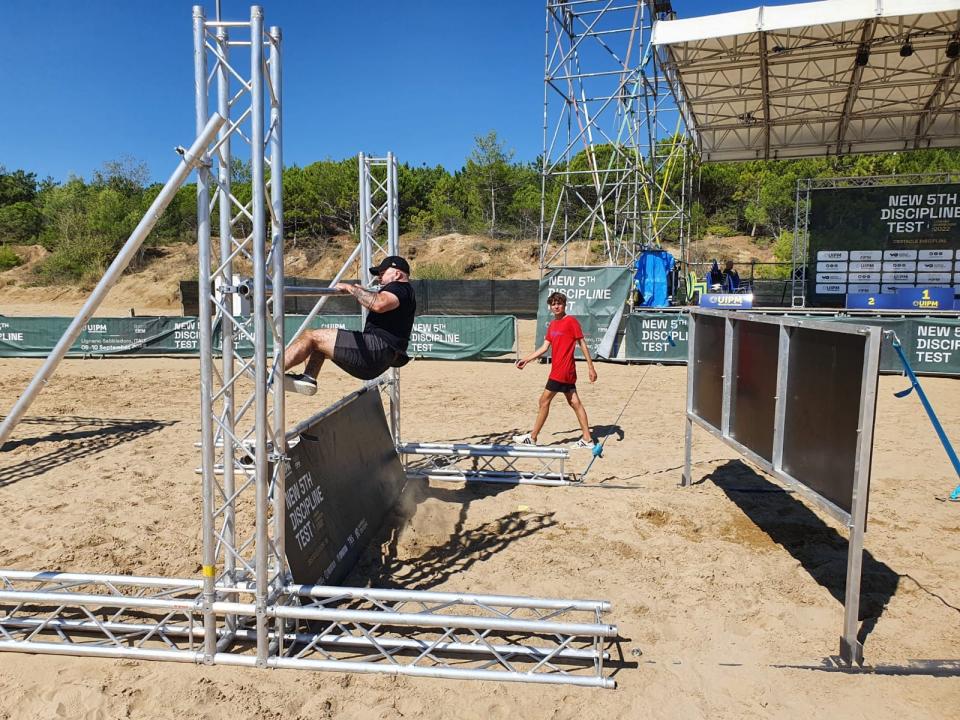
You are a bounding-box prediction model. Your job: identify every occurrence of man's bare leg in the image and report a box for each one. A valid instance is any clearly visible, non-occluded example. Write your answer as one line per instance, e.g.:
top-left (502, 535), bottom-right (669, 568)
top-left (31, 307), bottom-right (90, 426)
top-left (284, 328), bottom-right (338, 377)
top-left (530, 389), bottom-right (557, 443)
top-left (565, 390), bottom-right (592, 442)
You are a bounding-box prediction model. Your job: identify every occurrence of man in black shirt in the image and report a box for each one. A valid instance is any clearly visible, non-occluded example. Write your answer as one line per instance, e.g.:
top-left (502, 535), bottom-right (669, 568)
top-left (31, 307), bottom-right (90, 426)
top-left (283, 255), bottom-right (416, 395)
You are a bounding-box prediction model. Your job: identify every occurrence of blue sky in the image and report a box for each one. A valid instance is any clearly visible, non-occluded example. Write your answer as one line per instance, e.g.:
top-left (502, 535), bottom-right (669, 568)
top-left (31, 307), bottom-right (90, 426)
top-left (1, 0), bottom-right (770, 183)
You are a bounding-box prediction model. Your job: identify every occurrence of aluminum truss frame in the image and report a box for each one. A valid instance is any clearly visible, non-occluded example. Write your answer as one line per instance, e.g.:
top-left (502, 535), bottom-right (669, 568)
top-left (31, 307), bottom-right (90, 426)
top-left (401, 442), bottom-right (577, 487)
top-left (0, 6), bottom-right (617, 687)
top-left (790, 171), bottom-right (960, 307)
top-left (0, 570), bottom-right (616, 687)
top-left (358, 152), bottom-right (402, 445)
top-left (540, 0), bottom-right (692, 270)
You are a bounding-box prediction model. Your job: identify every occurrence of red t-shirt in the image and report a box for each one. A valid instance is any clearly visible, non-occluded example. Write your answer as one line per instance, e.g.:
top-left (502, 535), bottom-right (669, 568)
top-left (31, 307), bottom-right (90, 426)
top-left (546, 314), bottom-right (584, 384)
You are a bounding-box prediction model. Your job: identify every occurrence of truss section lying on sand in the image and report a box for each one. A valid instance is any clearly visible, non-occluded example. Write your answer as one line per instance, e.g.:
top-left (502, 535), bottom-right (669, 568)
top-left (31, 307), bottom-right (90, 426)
top-left (0, 570), bottom-right (616, 687)
top-left (402, 442), bottom-right (577, 486)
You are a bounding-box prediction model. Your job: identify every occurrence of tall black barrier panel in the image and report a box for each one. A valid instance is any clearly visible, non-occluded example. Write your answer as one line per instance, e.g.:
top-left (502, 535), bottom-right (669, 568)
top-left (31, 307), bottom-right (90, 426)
top-left (683, 309), bottom-right (882, 666)
top-left (284, 388), bottom-right (406, 585)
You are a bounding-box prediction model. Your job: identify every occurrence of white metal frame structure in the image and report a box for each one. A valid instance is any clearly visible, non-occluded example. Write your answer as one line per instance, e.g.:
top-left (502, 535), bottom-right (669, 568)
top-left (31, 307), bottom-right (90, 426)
top-left (790, 171), bottom-right (960, 306)
top-left (402, 442), bottom-right (577, 487)
top-left (540, 0), bottom-right (692, 269)
top-left (0, 5), bottom-right (618, 687)
top-left (652, 0), bottom-right (960, 162)
top-left (358, 152), bottom-right (402, 445)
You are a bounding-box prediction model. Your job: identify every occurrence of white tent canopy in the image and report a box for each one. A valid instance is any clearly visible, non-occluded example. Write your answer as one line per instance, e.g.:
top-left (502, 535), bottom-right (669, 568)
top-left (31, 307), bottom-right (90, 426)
top-left (653, 0), bottom-right (960, 161)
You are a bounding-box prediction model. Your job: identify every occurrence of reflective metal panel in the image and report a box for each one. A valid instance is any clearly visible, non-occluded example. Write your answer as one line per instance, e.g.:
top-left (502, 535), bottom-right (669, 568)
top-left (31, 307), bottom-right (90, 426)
top-left (730, 320), bottom-right (779, 461)
top-left (691, 314), bottom-right (725, 429)
top-left (781, 327), bottom-right (866, 514)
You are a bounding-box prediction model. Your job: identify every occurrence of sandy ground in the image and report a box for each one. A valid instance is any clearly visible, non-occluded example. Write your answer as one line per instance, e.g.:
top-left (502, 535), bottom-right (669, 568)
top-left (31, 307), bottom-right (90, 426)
top-left (0, 320), bottom-right (959, 719)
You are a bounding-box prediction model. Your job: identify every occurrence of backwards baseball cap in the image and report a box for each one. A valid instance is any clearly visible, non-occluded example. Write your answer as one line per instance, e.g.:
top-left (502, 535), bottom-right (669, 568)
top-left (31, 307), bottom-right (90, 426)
top-left (369, 255), bottom-right (410, 277)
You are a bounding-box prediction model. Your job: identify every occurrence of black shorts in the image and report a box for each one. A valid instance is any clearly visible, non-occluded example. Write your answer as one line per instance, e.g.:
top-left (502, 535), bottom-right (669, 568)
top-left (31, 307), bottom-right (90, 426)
top-left (545, 378), bottom-right (577, 394)
top-left (332, 330), bottom-right (405, 380)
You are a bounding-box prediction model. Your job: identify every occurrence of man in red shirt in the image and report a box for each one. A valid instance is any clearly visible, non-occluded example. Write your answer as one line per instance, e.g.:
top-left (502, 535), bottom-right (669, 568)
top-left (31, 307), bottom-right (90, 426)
top-left (513, 291), bottom-right (598, 448)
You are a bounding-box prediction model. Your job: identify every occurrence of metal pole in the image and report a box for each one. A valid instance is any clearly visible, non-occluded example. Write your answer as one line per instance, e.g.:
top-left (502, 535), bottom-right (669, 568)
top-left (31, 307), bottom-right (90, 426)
top-left (248, 4), bottom-right (269, 667)
top-left (681, 310), bottom-right (697, 487)
top-left (193, 5), bottom-right (218, 664)
top-left (0, 127), bottom-right (224, 450)
top-left (268, 23), bottom-right (287, 590)
top-left (840, 328), bottom-right (881, 666)
top-left (386, 151), bottom-right (398, 255)
top-left (358, 153), bottom-right (372, 327)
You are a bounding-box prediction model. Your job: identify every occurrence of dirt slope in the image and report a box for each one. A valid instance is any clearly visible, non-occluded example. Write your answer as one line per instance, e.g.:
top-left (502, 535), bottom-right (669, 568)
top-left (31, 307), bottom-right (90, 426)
top-left (0, 233), bottom-right (768, 316)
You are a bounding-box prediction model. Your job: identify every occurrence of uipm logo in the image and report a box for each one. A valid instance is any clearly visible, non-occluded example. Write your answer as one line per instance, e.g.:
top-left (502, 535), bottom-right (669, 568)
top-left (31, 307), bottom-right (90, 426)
top-left (699, 293), bottom-right (754, 310)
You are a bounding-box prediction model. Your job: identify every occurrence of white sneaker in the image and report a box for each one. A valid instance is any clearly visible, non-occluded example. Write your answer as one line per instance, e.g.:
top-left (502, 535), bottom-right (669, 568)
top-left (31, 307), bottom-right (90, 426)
top-left (283, 373), bottom-right (317, 396)
top-left (512, 433), bottom-right (535, 445)
top-left (570, 438), bottom-right (593, 449)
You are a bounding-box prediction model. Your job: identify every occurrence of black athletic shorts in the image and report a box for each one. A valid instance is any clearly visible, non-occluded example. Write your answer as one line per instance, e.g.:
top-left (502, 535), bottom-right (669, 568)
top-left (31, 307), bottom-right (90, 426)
top-left (545, 378), bottom-right (577, 394)
top-left (332, 330), bottom-right (407, 380)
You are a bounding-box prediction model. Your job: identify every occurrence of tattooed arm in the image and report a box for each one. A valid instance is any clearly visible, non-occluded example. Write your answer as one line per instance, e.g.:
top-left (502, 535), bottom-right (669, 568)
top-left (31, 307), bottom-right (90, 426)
top-left (335, 282), bottom-right (400, 313)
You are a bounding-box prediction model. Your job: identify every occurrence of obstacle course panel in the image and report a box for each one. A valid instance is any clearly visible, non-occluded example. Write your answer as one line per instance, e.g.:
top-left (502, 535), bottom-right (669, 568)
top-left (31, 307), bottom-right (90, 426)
top-left (690, 313), bottom-right (725, 429)
top-left (687, 311), bottom-right (879, 521)
top-left (685, 310), bottom-right (881, 665)
top-left (730, 320), bottom-right (779, 462)
top-left (284, 388), bottom-right (405, 584)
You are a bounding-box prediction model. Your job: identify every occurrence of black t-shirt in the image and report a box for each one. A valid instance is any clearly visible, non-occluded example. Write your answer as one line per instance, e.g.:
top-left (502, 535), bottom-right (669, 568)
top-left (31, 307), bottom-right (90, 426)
top-left (364, 281), bottom-right (416, 352)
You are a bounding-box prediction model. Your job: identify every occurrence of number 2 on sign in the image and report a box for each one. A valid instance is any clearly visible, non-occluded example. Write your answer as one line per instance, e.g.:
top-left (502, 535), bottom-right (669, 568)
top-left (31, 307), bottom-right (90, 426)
top-left (868, 297), bottom-right (875, 306)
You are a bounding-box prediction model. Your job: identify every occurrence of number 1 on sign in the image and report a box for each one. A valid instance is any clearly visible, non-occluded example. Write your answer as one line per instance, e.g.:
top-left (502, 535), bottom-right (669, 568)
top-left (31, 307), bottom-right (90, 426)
top-left (922, 289), bottom-right (931, 300)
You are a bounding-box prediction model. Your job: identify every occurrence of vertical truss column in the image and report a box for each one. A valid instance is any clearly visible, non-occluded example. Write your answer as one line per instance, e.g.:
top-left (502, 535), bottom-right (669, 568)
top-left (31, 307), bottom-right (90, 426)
top-left (194, 4), bottom-right (286, 666)
top-left (359, 153), bottom-right (402, 444)
top-left (540, 0), bottom-right (689, 270)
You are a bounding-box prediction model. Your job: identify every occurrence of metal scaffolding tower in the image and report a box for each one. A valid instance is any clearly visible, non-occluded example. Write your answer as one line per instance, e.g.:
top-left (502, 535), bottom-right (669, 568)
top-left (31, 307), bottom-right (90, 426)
top-left (540, 0), bottom-right (691, 269)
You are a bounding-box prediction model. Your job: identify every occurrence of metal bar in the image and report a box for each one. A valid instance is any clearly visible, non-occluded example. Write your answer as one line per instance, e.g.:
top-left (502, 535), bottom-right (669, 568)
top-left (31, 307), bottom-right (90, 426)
top-left (721, 317), bottom-right (734, 438)
top-left (0, 113), bottom-right (225, 448)
top-left (286, 243), bottom-right (363, 347)
top-left (358, 153), bottom-right (372, 328)
top-left (247, 4), bottom-right (269, 667)
top-left (193, 5), bottom-right (218, 665)
top-left (0, 570), bottom-right (204, 589)
top-left (268, 23), bottom-right (287, 606)
top-left (840, 326), bottom-right (881, 666)
top-left (401, 443), bottom-right (568, 459)
top-left (771, 325), bottom-right (789, 471)
top-left (265, 604), bottom-right (617, 637)
top-left (682, 310), bottom-right (697, 487)
top-left (407, 471), bottom-right (578, 488)
top-left (0, 640), bottom-right (614, 687)
top-left (286, 584), bottom-right (610, 612)
top-left (237, 282), bottom-right (348, 298)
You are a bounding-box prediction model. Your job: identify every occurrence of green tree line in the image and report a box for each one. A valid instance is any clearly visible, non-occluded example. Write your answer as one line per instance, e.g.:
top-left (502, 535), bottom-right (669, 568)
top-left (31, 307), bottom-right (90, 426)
top-left (2, 131), bottom-right (959, 282)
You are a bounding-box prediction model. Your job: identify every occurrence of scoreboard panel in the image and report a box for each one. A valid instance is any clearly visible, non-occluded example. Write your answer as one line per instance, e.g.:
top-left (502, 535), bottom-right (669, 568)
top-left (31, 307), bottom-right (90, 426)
top-left (807, 184), bottom-right (960, 306)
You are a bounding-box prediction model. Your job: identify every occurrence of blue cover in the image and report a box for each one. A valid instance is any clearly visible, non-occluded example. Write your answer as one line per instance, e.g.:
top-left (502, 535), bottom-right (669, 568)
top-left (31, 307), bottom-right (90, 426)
top-left (634, 250), bottom-right (676, 307)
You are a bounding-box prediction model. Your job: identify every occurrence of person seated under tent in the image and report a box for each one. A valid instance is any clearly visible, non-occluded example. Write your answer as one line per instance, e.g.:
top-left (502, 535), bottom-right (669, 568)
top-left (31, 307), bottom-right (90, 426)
top-left (722, 259), bottom-right (741, 292)
top-left (706, 259), bottom-right (724, 291)
top-left (283, 256), bottom-right (416, 395)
